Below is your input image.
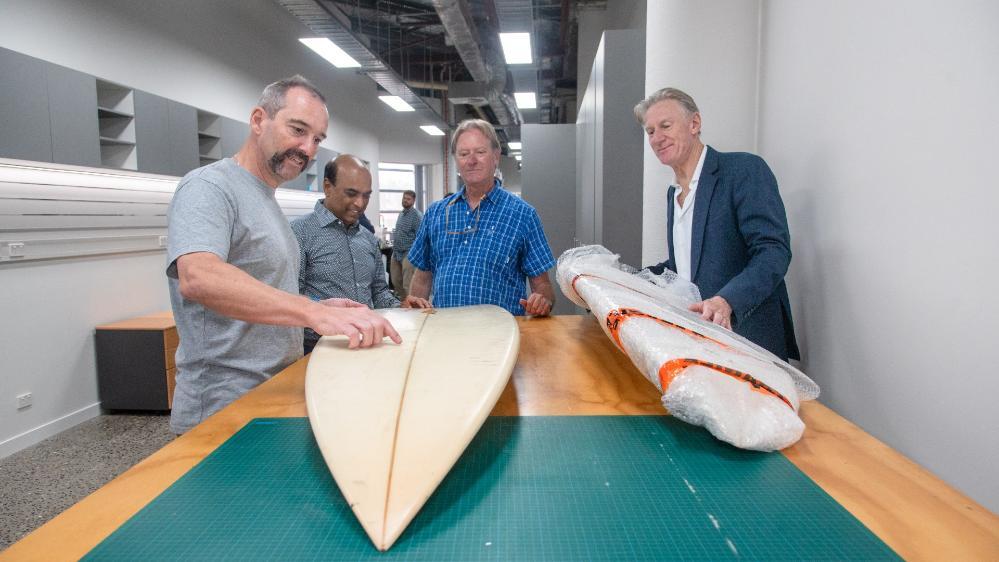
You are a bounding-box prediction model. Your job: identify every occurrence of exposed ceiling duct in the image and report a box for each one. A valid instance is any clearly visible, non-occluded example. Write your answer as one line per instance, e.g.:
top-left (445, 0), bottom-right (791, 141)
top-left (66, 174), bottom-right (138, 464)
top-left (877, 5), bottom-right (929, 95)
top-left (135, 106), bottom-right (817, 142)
top-left (431, 0), bottom-right (521, 128)
top-left (275, 0), bottom-right (448, 130)
top-left (494, 0), bottom-right (538, 93)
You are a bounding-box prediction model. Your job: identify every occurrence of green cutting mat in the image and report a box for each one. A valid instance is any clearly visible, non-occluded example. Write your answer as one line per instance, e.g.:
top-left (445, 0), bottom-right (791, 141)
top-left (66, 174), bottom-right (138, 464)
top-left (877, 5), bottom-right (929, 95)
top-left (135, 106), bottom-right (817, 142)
top-left (84, 417), bottom-right (899, 561)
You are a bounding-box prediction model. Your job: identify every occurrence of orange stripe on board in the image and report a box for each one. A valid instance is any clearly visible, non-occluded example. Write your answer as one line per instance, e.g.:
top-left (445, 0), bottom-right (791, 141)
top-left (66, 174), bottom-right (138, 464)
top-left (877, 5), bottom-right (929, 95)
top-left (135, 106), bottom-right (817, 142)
top-left (604, 307), bottom-right (793, 410)
top-left (658, 358), bottom-right (794, 410)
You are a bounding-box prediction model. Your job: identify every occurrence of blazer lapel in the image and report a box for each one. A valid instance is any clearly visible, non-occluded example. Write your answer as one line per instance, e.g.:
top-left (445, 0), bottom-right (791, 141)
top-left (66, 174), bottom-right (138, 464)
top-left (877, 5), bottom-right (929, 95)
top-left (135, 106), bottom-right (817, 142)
top-left (666, 184), bottom-right (676, 270)
top-left (690, 146), bottom-right (718, 281)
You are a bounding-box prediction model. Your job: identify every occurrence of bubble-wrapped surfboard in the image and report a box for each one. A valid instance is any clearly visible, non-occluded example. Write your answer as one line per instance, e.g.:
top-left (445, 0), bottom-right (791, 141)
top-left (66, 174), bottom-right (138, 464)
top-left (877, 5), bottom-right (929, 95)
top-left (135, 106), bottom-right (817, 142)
top-left (557, 246), bottom-right (819, 451)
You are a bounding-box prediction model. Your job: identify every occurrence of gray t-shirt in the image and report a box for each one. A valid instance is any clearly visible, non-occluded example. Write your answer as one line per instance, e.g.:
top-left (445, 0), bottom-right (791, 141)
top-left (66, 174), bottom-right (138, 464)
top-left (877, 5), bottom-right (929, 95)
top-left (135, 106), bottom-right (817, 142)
top-left (166, 158), bottom-right (302, 433)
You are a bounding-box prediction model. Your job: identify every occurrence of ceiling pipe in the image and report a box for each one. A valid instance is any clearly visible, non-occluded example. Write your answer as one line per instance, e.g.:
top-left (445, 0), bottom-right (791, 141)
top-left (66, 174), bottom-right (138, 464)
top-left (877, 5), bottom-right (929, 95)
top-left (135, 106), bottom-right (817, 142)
top-left (275, 0), bottom-right (448, 130)
top-left (430, 0), bottom-right (521, 127)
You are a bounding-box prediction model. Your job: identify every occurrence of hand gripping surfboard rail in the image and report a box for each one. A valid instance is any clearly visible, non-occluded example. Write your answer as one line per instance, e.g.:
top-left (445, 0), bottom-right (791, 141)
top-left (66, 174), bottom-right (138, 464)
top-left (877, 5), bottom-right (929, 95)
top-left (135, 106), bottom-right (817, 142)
top-left (305, 305), bottom-right (519, 551)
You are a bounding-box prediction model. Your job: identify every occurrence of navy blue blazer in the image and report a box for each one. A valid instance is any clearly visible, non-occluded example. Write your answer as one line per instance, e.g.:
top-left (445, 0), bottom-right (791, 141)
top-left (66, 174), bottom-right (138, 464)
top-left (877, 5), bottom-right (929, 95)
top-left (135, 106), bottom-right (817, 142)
top-left (648, 146), bottom-right (799, 361)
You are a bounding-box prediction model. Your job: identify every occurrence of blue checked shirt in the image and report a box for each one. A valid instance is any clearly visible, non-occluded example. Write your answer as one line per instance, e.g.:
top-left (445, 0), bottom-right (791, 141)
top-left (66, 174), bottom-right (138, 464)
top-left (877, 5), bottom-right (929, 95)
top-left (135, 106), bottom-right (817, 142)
top-left (291, 200), bottom-right (399, 343)
top-left (407, 181), bottom-right (555, 315)
top-left (392, 206), bottom-right (422, 262)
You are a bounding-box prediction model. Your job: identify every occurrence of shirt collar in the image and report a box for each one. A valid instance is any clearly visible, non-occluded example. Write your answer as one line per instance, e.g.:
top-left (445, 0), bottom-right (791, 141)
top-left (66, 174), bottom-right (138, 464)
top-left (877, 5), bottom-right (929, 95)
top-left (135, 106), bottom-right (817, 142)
top-left (457, 179), bottom-right (505, 206)
top-left (671, 144), bottom-right (708, 200)
top-left (315, 199), bottom-right (358, 231)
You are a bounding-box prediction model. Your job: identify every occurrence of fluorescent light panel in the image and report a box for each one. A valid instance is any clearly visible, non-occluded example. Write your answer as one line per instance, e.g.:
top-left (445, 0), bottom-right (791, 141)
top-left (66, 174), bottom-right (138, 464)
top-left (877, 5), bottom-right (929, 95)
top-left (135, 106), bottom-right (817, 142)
top-left (514, 155), bottom-right (522, 161)
top-left (499, 32), bottom-right (533, 64)
top-left (508, 142), bottom-right (522, 150)
top-left (379, 95), bottom-right (415, 112)
top-left (514, 92), bottom-right (537, 109)
top-left (420, 125), bottom-right (446, 136)
top-left (299, 38), bottom-right (361, 68)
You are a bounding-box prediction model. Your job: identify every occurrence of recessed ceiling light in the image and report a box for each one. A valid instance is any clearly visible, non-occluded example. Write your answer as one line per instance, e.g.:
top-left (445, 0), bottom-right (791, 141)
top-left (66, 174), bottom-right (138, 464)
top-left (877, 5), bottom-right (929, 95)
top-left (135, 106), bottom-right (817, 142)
top-left (508, 142), bottom-right (522, 150)
top-left (379, 95), bottom-right (415, 112)
top-left (299, 38), bottom-right (361, 68)
top-left (514, 154), bottom-right (522, 161)
top-left (420, 125), bottom-right (446, 136)
top-left (499, 32), bottom-right (533, 65)
top-left (514, 92), bottom-right (537, 109)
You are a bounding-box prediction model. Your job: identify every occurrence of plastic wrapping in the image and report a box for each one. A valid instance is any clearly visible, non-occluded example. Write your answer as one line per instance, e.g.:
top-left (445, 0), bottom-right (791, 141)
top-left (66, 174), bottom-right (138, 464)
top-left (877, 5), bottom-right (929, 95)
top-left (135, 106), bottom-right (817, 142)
top-left (557, 246), bottom-right (819, 451)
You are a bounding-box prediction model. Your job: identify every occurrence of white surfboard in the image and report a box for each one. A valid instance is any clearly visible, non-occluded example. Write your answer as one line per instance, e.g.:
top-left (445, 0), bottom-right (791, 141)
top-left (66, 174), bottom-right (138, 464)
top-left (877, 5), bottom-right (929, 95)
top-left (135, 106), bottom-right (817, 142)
top-left (305, 305), bottom-right (519, 551)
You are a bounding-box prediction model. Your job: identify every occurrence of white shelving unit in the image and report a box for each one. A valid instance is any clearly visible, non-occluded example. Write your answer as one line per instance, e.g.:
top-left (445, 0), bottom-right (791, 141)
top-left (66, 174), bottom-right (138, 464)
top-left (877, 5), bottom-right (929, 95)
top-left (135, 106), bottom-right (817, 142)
top-left (197, 110), bottom-right (222, 166)
top-left (96, 80), bottom-right (136, 170)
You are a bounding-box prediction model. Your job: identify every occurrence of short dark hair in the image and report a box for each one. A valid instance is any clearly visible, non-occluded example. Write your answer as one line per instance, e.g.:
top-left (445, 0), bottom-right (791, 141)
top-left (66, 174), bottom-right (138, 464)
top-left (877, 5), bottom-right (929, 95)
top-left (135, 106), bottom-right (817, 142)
top-left (324, 155), bottom-right (369, 185)
top-left (258, 75), bottom-right (326, 117)
top-left (403, 190), bottom-right (416, 198)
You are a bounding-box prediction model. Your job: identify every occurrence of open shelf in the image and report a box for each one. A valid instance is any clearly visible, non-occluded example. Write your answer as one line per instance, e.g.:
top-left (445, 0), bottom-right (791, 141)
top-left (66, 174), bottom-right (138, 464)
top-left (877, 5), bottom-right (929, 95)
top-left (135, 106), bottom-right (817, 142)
top-left (96, 80), bottom-right (136, 170)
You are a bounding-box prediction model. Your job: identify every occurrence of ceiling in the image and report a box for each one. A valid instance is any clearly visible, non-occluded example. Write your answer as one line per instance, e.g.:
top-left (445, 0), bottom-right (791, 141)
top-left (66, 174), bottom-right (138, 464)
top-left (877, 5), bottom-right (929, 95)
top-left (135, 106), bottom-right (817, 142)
top-left (276, 0), bottom-right (585, 151)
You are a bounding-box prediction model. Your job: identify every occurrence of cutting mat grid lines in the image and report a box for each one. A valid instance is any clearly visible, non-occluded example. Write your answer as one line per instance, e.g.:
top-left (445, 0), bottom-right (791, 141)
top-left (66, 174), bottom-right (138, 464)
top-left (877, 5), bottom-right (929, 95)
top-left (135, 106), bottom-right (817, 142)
top-left (83, 416), bottom-right (899, 561)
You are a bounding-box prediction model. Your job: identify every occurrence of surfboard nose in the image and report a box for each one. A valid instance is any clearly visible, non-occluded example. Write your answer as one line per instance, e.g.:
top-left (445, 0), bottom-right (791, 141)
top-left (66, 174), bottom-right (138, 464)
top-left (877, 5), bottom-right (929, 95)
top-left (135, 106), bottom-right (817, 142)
top-left (305, 305), bottom-right (520, 551)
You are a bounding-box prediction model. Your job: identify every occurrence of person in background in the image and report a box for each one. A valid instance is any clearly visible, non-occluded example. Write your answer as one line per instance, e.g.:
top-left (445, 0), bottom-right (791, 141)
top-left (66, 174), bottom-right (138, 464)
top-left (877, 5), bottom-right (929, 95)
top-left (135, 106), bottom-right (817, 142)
top-left (292, 154), bottom-right (430, 354)
top-left (166, 76), bottom-right (400, 433)
top-left (636, 87), bottom-right (798, 361)
top-left (408, 119), bottom-right (556, 317)
top-left (390, 189), bottom-right (422, 299)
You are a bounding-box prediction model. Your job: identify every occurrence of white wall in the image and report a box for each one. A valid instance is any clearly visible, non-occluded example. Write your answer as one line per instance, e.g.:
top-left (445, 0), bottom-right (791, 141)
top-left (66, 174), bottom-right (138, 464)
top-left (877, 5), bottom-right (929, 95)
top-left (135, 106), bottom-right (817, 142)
top-left (0, 253), bottom-right (171, 457)
top-left (758, 0), bottom-right (999, 514)
top-left (0, 0), bottom-right (439, 455)
top-left (643, 0), bottom-right (999, 514)
top-left (642, 0), bottom-right (761, 266)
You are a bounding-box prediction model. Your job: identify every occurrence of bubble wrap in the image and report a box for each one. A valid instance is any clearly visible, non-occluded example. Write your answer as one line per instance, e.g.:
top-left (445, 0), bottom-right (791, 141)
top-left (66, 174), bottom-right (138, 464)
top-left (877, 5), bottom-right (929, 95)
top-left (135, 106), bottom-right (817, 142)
top-left (557, 246), bottom-right (819, 451)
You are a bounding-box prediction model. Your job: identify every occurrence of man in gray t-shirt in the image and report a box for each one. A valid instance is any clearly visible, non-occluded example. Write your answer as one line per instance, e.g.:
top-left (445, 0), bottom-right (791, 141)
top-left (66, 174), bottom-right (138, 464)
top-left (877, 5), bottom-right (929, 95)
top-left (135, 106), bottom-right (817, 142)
top-left (166, 76), bottom-right (400, 434)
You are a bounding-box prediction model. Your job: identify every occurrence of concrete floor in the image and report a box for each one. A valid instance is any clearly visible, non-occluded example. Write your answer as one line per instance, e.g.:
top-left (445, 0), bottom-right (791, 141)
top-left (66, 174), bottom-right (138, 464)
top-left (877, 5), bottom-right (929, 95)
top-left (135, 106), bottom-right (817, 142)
top-left (0, 413), bottom-right (174, 550)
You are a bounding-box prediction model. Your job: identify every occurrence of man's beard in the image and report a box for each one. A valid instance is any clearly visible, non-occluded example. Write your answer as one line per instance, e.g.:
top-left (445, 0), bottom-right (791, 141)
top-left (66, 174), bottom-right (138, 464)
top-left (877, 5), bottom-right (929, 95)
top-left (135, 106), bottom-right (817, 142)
top-left (268, 148), bottom-right (309, 176)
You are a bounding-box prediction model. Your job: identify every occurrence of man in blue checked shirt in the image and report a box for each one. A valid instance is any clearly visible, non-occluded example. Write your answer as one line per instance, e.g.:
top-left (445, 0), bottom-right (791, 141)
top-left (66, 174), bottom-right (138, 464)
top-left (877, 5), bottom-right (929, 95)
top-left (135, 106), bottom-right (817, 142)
top-left (407, 119), bottom-right (557, 316)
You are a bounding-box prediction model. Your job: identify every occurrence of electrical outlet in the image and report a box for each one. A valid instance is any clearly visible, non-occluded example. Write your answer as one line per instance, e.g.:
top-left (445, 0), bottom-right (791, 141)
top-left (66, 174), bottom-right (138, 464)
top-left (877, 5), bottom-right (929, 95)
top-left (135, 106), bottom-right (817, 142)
top-left (7, 242), bottom-right (25, 257)
top-left (17, 392), bottom-right (32, 409)
top-left (158, 235), bottom-right (168, 247)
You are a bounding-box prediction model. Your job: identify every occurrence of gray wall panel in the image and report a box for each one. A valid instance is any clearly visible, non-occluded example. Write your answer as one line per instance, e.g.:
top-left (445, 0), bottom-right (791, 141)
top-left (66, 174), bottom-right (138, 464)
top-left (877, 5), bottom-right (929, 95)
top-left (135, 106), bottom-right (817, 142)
top-left (600, 31), bottom-right (644, 268)
top-left (0, 47), bottom-right (53, 163)
top-left (574, 31), bottom-right (644, 269)
top-left (134, 90), bottom-right (171, 175)
top-left (220, 117), bottom-right (248, 160)
top-left (47, 65), bottom-right (100, 167)
top-left (167, 101), bottom-right (199, 176)
top-left (522, 124), bottom-right (578, 315)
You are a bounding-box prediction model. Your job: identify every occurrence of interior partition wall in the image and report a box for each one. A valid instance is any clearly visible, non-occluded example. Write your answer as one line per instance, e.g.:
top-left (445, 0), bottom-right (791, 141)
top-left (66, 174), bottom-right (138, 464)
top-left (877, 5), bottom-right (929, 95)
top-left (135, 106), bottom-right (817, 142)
top-left (575, 30), bottom-right (645, 269)
top-left (520, 124), bottom-right (577, 315)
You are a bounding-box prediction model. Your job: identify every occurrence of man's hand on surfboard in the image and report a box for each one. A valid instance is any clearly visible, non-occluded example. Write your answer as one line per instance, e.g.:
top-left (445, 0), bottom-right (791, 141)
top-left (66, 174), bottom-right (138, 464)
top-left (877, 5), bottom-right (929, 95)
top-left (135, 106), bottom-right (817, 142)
top-left (310, 302), bottom-right (403, 348)
top-left (400, 296), bottom-right (432, 309)
top-left (689, 296), bottom-right (733, 330)
top-left (520, 292), bottom-right (553, 317)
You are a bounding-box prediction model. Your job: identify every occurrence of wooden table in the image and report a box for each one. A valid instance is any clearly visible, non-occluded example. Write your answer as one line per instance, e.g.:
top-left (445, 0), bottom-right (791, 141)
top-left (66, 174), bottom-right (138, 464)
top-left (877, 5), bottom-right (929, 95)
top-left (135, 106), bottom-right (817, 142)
top-left (4, 316), bottom-right (998, 560)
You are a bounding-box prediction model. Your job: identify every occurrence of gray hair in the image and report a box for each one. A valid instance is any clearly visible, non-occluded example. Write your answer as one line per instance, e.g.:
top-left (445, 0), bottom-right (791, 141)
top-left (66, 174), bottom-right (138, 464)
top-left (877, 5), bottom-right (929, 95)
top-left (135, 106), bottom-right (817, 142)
top-left (633, 87), bottom-right (700, 125)
top-left (450, 119), bottom-right (501, 155)
top-left (258, 75), bottom-right (326, 117)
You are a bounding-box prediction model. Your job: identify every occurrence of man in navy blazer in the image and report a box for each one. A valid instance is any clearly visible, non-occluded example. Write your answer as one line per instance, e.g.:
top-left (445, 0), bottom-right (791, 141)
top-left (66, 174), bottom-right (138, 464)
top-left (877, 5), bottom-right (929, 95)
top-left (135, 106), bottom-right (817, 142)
top-left (636, 88), bottom-right (799, 361)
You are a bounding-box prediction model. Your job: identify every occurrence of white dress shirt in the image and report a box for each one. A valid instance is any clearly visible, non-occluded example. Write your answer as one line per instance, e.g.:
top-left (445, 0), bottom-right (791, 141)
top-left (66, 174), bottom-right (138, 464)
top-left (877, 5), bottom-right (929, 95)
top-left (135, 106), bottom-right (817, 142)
top-left (671, 145), bottom-right (708, 281)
